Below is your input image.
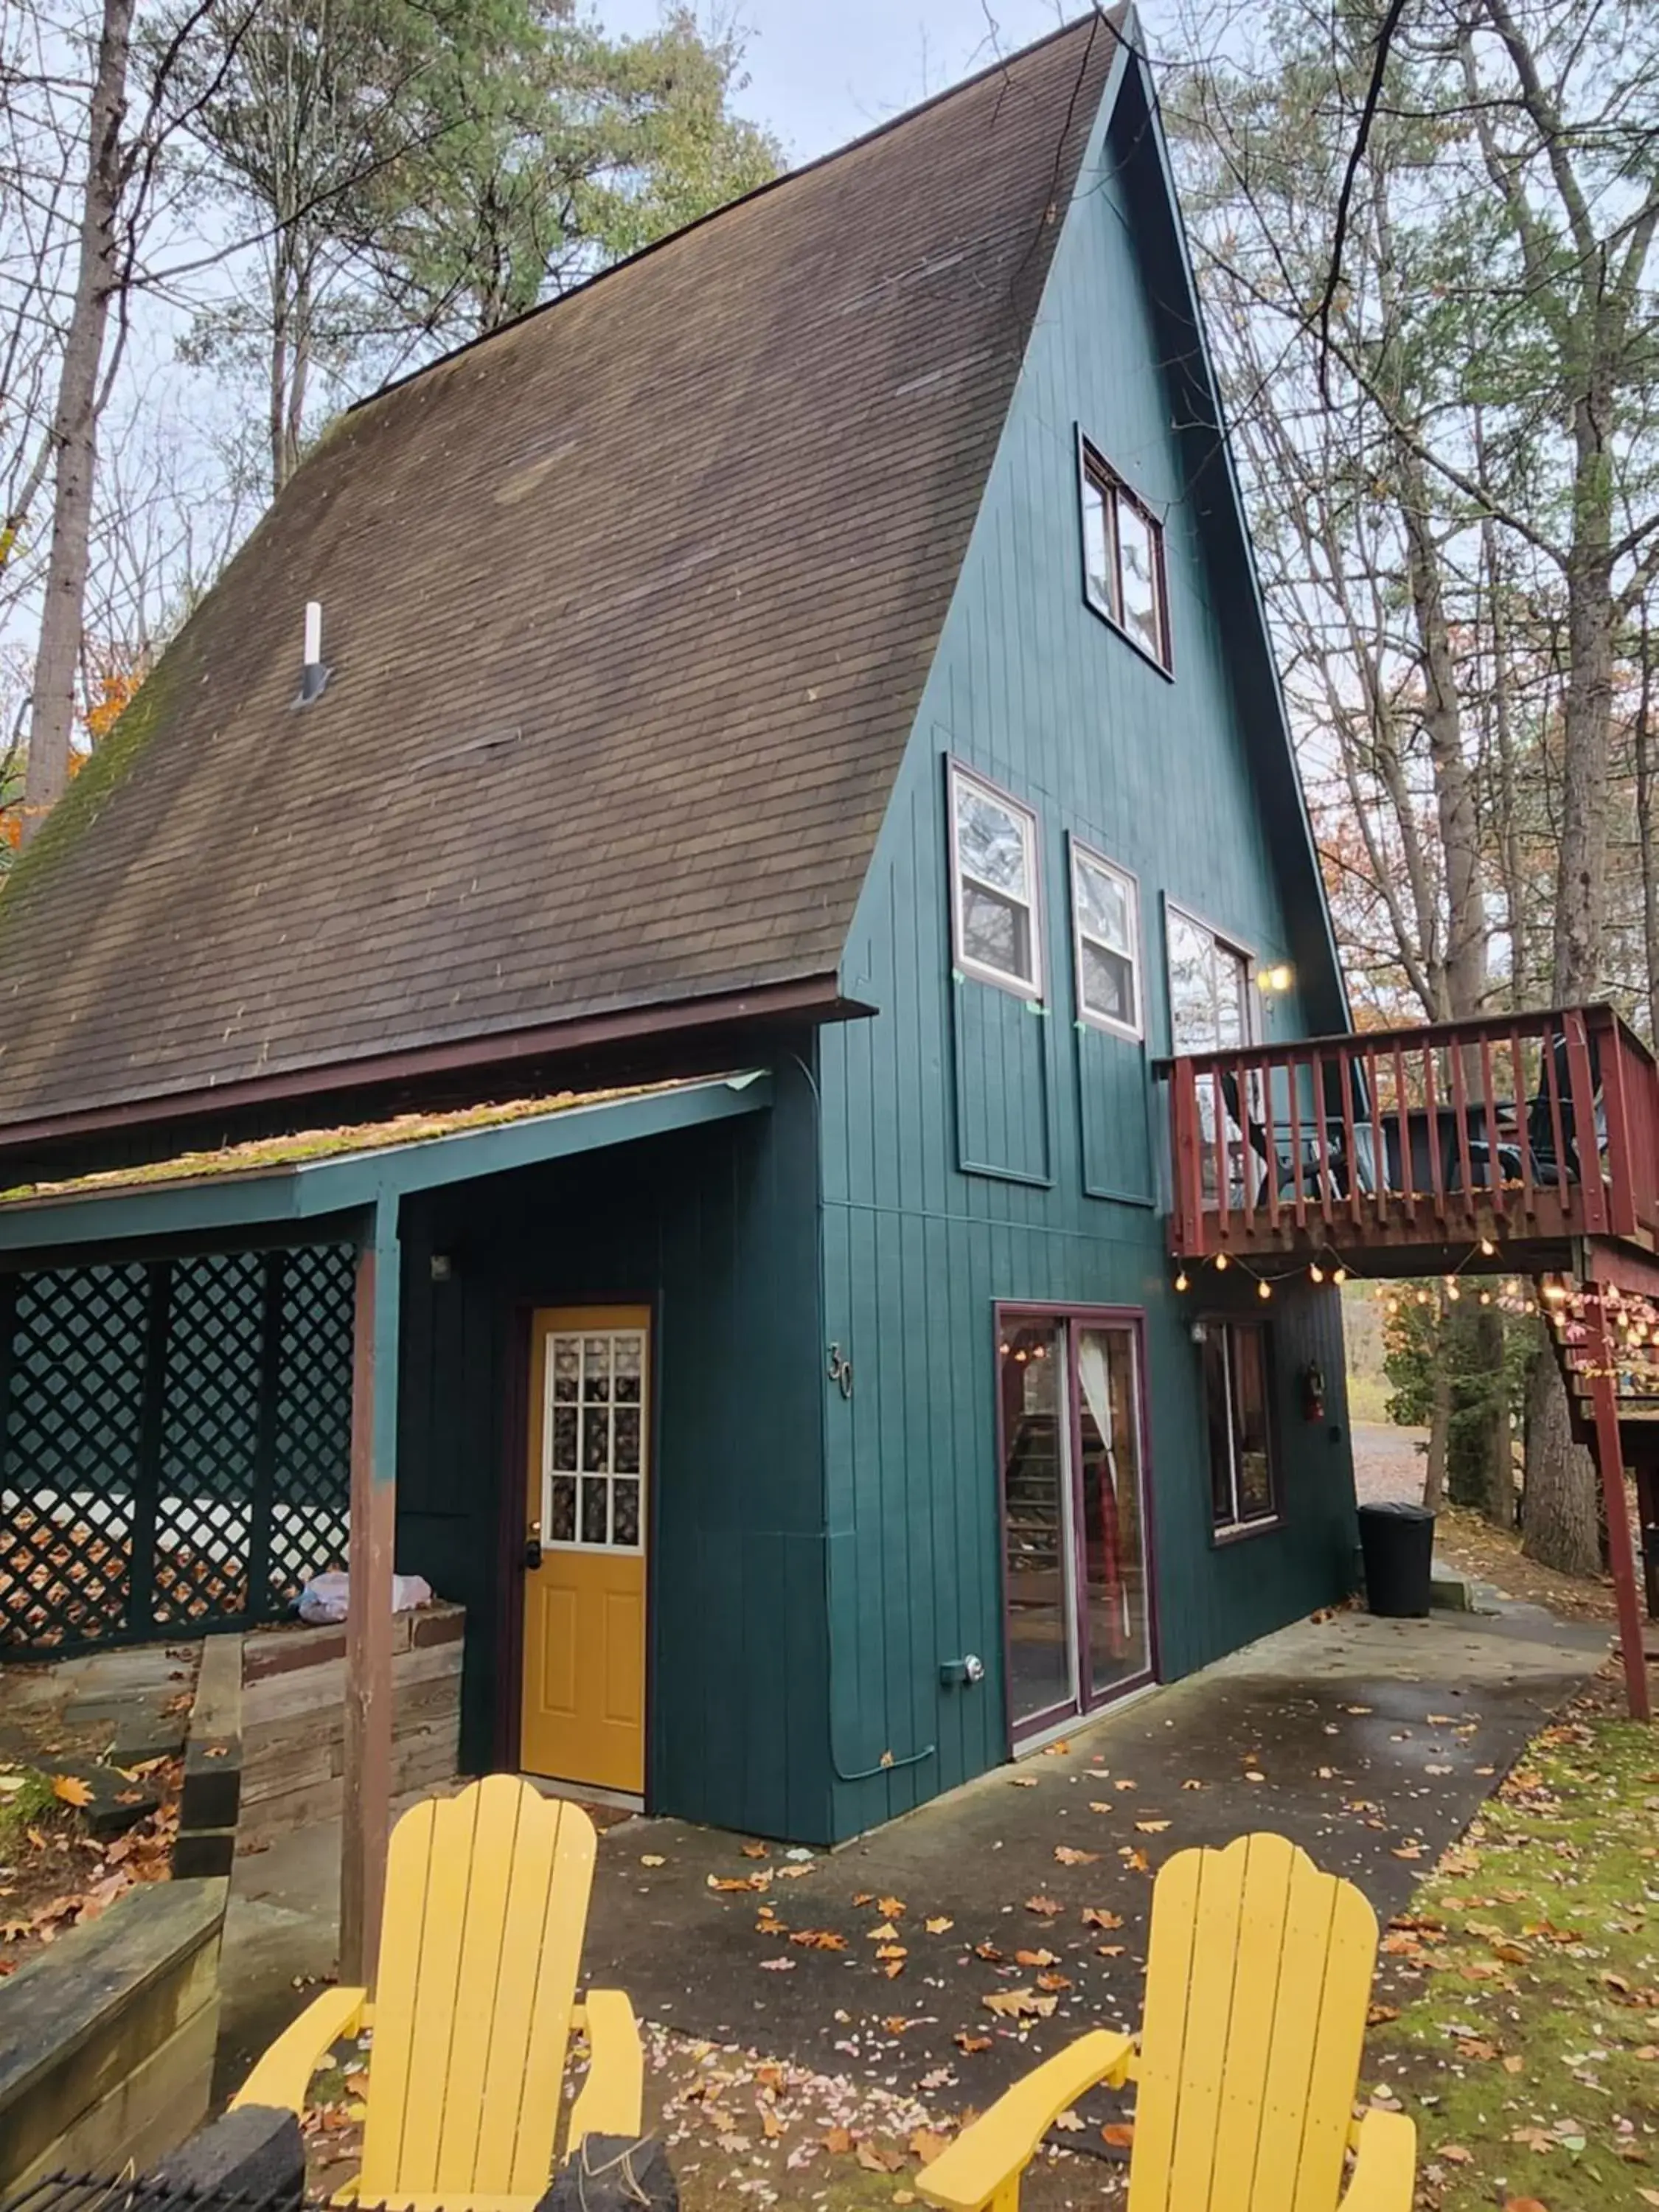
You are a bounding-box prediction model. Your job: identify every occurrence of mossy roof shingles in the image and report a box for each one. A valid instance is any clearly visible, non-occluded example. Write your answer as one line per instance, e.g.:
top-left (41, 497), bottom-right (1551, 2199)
top-left (0, 15), bottom-right (1117, 1129)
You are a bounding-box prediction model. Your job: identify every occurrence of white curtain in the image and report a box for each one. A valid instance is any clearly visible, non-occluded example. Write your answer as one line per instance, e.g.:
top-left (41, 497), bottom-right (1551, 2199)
top-left (1077, 1331), bottom-right (1114, 1458)
top-left (1077, 1331), bottom-right (1130, 1650)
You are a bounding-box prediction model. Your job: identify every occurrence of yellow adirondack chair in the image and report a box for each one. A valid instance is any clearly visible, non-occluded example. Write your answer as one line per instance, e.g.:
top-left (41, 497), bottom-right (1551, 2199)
top-left (232, 1775), bottom-right (642, 2211)
top-left (919, 1832), bottom-right (1415, 2212)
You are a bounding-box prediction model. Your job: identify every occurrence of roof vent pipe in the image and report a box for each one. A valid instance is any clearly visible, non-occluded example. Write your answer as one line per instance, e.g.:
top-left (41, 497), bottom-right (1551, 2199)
top-left (294, 600), bottom-right (330, 706)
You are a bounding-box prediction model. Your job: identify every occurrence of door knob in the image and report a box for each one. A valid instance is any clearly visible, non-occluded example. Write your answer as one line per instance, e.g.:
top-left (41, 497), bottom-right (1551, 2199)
top-left (524, 1527), bottom-right (543, 1572)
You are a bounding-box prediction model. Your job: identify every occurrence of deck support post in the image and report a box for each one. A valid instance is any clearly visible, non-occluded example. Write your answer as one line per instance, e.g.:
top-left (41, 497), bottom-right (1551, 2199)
top-left (1585, 1301), bottom-right (1652, 1723)
top-left (1636, 1459), bottom-right (1659, 1621)
top-left (342, 1194), bottom-right (401, 1986)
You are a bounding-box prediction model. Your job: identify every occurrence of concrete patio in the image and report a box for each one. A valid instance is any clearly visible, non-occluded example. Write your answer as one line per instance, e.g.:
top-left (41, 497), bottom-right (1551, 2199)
top-left (212, 1593), bottom-right (1609, 2112)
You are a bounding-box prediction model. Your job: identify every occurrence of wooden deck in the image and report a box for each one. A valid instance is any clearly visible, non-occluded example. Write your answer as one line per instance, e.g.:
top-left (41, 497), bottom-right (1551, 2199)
top-left (1163, 1003), bottom-right (1659, 1272)
top-left (1161, 1001), bottom-right (1659, 1723)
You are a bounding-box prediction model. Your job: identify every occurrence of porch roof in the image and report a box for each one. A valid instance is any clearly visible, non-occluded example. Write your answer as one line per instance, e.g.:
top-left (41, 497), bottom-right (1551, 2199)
top-left (0, 1070), bottom-right (769, 1252)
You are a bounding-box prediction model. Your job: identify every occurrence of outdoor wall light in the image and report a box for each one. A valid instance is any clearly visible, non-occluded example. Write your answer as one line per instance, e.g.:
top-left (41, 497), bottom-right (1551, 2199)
top-left (429, 1253), bottom-right (453, 1282)
top-left (1256, 962), bottom-right (1293, 994)
top-left (939, 1655), bottom-right (986, 1688)
top-left (1189, 1319), bottom-right (1209, 1345)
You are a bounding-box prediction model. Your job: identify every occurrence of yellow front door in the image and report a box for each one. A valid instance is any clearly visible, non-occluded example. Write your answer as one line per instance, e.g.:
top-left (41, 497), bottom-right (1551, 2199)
top-left (519, 1307), bottom-right (648, 1795)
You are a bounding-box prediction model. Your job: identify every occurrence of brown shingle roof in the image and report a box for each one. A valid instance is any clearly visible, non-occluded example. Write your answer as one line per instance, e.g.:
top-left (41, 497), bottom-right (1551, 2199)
top-left (0, 13), bottom-right (1118, 1132)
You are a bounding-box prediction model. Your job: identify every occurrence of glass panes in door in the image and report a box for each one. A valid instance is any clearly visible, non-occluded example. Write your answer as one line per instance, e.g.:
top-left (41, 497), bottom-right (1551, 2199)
top-left (1076, 1327), bottom-right (1150, 1697)
top-left (998, 1318), bottom-right (1074, 1729)
top-left (543, 1327), bottom-right (645, 1551)
top-left (999, 1312), bottom-right (1154, 1742)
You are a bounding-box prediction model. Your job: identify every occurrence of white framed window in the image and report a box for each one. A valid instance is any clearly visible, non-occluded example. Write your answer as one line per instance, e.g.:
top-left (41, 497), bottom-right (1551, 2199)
top-left (1070, 840), bottom-right (1141, 1038)
top-left (1079, 439), bottom-right (1172, 672)
top-left (1166, 903), bottom-right (1255, 1052)
top-left (948, 762), bottom-right (1043, 998)
top-left (542, 1326), bottom-right (646, 1553)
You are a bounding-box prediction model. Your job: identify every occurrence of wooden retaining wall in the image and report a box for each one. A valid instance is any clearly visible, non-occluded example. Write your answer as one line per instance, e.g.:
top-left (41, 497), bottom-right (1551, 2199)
top-left (239, 1604), bottom-right (462, 1849)
top-left (0, 1637), bottom-right (241, 2188)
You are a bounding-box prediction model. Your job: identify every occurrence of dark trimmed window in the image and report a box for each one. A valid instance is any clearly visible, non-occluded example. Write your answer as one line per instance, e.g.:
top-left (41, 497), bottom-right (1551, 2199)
top-left (1080, 442), bottom-right (1170, 670)
top-left (1203, 1321), bottom-right (1276, 1533)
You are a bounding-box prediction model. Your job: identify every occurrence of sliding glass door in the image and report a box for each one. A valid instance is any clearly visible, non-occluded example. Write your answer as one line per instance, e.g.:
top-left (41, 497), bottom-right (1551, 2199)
top-left (998, 1309), bottom-right (1154, 1742)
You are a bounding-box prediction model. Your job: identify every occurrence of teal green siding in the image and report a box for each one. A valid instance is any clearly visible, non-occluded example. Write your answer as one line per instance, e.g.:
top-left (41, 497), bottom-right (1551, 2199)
top-left (394, 1056), bottom-right (834, 1842)
top-left (820, 68), bottom-right (1357, 1837)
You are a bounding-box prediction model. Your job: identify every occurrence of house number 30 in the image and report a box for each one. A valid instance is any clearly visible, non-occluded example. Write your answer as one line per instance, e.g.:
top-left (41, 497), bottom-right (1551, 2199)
top-left (827, 1343), bottom-right (854, 1399)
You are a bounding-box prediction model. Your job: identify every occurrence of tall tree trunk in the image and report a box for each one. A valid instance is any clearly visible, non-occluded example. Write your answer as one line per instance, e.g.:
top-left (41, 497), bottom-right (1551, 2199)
top-left (1522, 1333), bottom-right (1600, 1576)
top-left (1423, 1329), bottom-right (1450, 1516)
top-left (1482, 514), bottom-right (1529, 1007)
top-left (1475, 1304), bottom-right (1512, 1526)
top-left (1636, 601), bottom-right (1659, 1042)
top-left (22, 0), bottom-right (134, 843)
top-left (1401, 447), bottom-right (1485, 1023)
top-left (269, 262), bottom-right (290, 500)
top-left (1525, 378), bottom-right (1618, 1572)
top-left (1552, 388), bottom-right (1617, 1000)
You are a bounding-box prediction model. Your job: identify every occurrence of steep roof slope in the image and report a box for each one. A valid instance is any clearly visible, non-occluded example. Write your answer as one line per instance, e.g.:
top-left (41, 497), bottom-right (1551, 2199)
top-left (0, 14), bottom-right (1119, 1130)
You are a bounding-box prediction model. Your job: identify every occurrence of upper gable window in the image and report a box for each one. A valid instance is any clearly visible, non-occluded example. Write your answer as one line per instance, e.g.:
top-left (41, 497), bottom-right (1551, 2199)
top-left (1079, 441), bottom-right (1170, 672)
top-left (1070, 841), bottom-right (1141, 1038)
top-left (949, 764), bottom-right (1042, 998)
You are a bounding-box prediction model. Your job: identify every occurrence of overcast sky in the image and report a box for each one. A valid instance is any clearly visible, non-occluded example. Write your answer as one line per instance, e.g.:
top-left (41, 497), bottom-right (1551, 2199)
top-left (600, 2), bottom-right (1111, 167)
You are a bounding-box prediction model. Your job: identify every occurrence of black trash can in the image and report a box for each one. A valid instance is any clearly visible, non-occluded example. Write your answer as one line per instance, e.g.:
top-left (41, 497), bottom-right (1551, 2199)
top-left (1357, 1500), bottom-right (1436, 1618)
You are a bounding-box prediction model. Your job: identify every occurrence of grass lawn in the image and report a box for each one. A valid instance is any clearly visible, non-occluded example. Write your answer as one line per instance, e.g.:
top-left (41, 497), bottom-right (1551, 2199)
top-left (1367, 1711), bottom-right (1659, 2209)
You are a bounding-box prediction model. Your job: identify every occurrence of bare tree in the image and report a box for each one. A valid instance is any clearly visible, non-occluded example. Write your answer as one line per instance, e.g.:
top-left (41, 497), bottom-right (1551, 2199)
top-left (21, 0), bottom-right (136, 841)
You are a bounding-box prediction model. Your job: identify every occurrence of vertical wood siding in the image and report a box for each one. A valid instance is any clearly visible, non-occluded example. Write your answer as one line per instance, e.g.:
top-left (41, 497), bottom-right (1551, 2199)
top-left (820, 86), bottom-right (1357, 1837)
top-left (395, 1058), bottom-right (832, 1842)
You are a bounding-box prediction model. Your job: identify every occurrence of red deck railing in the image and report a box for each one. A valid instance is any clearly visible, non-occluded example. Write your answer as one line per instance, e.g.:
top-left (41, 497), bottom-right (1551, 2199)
top-left (1163, 1003), bottom-right (1659, 1260)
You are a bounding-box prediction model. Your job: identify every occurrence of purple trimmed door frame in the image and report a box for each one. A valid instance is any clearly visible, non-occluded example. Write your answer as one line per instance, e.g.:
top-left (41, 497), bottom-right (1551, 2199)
top-left (993, 1301), bottom-right (1159, 1751)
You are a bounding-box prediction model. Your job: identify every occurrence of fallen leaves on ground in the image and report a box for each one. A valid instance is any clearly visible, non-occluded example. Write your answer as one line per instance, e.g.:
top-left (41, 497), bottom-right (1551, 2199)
top-left (983, 1986), bottom-right (1058, 2020)
top-left (0, 1757), bottom-right (180, 1969)
top-left (1366, 1709), bottom-right (1659, 2212)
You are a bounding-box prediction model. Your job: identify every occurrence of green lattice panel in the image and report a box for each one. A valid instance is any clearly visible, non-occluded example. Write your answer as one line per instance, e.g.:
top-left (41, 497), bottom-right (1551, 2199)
top-left (269, 1245), bottom-right (354, 1608)
top-left (0, 1265), bottom-right (149, 1648)
top-left (153, 1251), bottom-right (266, 1625)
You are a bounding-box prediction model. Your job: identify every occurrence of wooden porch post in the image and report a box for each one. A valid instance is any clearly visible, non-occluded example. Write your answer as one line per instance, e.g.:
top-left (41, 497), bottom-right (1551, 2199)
top-left (1585, 1301), bottom-right (1652, 1723)
top-left (342, 1197), bottom-right (401, 1986)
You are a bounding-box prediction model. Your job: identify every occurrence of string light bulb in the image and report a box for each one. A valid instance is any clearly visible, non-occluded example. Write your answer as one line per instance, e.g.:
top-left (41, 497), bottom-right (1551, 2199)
top-left (1257, 1278), bottom-right (1272, 1300)
top-left (1479, 1236), bottom-right (1495, 1256)
top-left (1332, 1266), bottom-right (1348, 1284)
top-left (1215, 1253), bottom-right (1229, 1271)
top-left (1309, 1263), bottom-right (1324, 1283)
top-left (1174, 1270), bottom-right (1189, 1293)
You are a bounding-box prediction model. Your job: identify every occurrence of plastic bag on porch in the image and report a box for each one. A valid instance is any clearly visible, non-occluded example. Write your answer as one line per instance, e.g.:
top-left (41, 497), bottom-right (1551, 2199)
top-left (296, 1570), bottom-right (434, 1624)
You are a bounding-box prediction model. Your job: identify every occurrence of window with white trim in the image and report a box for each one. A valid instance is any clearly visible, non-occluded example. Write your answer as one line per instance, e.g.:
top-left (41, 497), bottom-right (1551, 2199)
top-left (949, 765), bottom-right (1042, 997)
top-left (1080, 442), bottom-right (1171, 670)
top-left (1070, 841), bottom-right (1141, 1037)
top-left (1203, 1321), bottom-right (1276, 1533)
